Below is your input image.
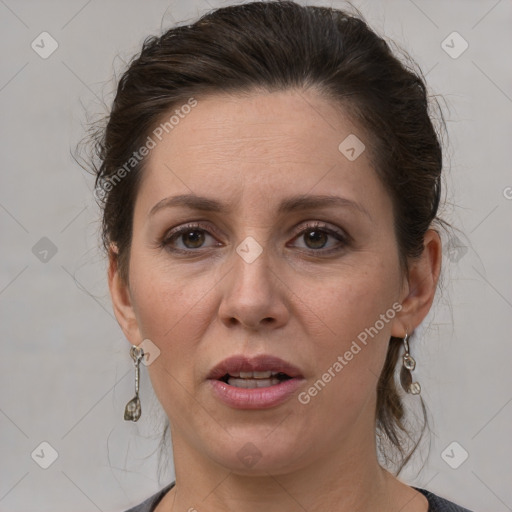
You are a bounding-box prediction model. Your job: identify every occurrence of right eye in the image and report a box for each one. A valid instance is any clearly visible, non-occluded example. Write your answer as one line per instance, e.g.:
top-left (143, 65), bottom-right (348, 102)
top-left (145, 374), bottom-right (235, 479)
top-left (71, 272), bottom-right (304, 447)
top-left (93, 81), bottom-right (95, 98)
top-left (160, 222), bottom-right (223, 253)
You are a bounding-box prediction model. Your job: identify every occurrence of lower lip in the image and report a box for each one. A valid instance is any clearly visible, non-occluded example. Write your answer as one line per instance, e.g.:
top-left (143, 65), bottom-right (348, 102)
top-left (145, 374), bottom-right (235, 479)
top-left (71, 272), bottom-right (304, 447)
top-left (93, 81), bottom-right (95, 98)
top-left (207, 377), bottom-right (304, 409)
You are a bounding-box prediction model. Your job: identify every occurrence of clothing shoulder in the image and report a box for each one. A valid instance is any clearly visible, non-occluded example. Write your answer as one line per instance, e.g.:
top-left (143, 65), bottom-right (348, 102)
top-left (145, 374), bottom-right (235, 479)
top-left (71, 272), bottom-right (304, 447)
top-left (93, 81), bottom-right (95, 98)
top-left (122, 482), bottom-right (175, 512)
top-left (122, 483), bottom-right (475, 512)
top-left (414, 487), bottom-right (475, 512)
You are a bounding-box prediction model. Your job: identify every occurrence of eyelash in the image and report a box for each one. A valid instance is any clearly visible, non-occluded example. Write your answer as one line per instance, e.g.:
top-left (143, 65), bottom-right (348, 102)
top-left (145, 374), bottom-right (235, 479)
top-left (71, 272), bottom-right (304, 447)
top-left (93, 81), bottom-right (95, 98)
top-left (160, 221), bottom-right (349, 256)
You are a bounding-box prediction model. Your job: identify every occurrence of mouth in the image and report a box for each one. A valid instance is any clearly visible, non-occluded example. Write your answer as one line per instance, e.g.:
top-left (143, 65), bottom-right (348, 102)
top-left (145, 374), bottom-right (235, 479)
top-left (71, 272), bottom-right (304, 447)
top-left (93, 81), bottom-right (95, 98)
top-left (218, 370), bottom-right (293, 388)
top-left (207, 354), bottom-right (303, 384)
top-left (207, 354), bottom-right (304, 409)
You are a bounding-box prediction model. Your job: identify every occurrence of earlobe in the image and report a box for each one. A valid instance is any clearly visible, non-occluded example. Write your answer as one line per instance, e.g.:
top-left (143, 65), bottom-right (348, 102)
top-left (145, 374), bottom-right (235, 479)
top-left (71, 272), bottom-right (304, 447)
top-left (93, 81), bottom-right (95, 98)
top-left (391, 229), bottom-right (442, 338)
top-left (107, 244), bottom-right (141, 344)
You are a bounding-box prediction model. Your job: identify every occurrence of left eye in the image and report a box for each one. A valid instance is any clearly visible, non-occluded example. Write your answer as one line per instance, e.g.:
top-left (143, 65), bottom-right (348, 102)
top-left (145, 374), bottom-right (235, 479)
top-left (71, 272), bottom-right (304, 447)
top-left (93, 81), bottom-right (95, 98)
top-left (290, 224), bottom-right (346, 251)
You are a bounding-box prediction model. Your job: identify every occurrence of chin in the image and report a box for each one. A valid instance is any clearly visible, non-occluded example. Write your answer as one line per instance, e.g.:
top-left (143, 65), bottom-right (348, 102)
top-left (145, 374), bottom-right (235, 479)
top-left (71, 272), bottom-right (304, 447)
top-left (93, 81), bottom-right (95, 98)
top-left (204, 428), bottom-right (313, 476)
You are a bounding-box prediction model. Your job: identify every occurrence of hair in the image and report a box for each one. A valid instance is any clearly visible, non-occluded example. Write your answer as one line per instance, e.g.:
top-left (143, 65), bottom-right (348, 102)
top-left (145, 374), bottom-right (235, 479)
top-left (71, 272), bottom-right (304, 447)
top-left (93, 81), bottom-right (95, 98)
top-left (83, 0), bottom-right (448, 476)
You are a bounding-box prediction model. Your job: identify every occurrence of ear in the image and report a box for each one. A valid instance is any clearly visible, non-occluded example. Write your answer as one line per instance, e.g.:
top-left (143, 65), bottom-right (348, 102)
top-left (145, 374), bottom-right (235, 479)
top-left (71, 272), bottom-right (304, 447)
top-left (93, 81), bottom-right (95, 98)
top-left (107, 243), bottom-right (142, 344)
top-left (391, 229), bottom-right (442, 337)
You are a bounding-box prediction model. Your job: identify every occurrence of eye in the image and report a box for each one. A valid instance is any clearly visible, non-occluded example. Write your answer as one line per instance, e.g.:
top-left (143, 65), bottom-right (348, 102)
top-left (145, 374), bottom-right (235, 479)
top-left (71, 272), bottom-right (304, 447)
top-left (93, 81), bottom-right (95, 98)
top-left (289, 222), bottom-right (347, 253)
top-left (161, 222), bottom-right (222, 252)
top-left (160, 221), bottom-right (348, 255)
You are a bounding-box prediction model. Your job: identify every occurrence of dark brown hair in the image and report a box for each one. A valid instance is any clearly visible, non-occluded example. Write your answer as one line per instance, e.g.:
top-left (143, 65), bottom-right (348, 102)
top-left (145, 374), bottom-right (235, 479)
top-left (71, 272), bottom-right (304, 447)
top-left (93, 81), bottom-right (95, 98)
top-left (84, 0), bottom-right (447, 475)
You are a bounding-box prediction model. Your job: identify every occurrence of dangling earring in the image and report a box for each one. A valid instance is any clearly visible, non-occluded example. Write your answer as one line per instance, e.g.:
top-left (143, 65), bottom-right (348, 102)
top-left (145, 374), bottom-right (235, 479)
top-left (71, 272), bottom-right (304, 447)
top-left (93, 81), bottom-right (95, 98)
top-left (399, 333), bottom-right (421, 395)
top-left (124, 344), bottom-right (144, 421)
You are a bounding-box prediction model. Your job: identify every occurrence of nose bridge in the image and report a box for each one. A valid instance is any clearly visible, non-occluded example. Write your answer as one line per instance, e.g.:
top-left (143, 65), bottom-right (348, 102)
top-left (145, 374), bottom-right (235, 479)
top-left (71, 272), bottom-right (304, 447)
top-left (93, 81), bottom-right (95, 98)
top-left (218, 234), bottom-right (288, 329)
top-left (231, 235), bottom-right (274, 299)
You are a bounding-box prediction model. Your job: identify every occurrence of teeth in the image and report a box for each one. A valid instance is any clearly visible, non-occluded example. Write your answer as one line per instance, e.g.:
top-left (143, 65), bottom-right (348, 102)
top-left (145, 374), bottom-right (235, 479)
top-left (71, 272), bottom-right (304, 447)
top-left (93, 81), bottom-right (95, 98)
top-left (238, 370), bottom-right (273, 379)
top-left (228, 377), bottom-right (281, 388)
top-left (230, 371), bottom-right (283, 379)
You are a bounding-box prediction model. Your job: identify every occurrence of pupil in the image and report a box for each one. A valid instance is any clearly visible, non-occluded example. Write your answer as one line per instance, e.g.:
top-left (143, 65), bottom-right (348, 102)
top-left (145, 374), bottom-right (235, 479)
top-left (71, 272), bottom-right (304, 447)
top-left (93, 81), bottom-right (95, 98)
top-left (305, 230), bottom-right (327, 249)
top-left (184, 230), bottom-right (204, 248)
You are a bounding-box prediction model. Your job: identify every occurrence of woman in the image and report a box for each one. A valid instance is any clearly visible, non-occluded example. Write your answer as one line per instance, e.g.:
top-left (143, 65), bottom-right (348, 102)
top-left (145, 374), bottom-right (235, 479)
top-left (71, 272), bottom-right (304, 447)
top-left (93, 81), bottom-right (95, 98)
top-left (88, 1), bottom-right (474, 511)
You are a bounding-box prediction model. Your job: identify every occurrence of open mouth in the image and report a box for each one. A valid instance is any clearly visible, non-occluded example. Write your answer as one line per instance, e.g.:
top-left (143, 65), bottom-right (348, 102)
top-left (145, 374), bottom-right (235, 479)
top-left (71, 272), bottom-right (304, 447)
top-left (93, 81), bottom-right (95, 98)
top-left (219, 371), bottom-right (293, 388)
top-left (208, 355), bottom-right (303, 408)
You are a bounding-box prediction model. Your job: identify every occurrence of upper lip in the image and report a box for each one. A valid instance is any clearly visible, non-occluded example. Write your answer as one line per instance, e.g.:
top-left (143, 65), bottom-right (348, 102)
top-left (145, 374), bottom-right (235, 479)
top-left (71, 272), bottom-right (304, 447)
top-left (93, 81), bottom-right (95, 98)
top-left (207, 354), bottom-right (303, 380)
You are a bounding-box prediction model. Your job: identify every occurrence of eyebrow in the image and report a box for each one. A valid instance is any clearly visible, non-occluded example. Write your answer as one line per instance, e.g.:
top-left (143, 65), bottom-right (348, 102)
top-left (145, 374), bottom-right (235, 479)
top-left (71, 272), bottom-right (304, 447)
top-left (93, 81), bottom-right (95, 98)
top-left (149, 193), bottom-right (371, 219)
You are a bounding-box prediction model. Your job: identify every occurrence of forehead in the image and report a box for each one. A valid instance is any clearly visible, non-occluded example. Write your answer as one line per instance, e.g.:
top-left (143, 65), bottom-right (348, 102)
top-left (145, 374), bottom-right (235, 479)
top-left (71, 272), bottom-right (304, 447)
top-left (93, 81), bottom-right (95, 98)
top-left (150, 89), bottom-right (355, 165)
top-left (136, 88), bottom-right (388, 217)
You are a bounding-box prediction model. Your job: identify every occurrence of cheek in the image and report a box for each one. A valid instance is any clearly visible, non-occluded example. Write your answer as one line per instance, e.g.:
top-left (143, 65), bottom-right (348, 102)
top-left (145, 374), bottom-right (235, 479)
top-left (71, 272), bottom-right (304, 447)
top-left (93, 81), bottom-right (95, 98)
top-left (127, 252), bottom-right (221, 390)
top-left (299, 260), bottom-right (399, 341)
top-left (292, 257), bottom-right (400, 393)
top-left (129, 246), bottom-right (214, 337)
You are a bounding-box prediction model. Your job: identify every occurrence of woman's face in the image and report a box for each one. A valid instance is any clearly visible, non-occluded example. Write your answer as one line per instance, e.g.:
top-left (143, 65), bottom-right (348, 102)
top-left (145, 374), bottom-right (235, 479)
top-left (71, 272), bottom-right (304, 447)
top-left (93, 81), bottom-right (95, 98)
top-left (111, 89), bottom-right (417, 474)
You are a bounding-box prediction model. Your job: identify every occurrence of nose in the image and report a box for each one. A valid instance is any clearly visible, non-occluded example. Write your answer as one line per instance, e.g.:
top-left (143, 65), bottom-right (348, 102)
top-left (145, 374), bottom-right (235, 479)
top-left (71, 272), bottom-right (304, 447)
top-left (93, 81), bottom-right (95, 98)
top-left (218, 244), bottom-right (290, 331)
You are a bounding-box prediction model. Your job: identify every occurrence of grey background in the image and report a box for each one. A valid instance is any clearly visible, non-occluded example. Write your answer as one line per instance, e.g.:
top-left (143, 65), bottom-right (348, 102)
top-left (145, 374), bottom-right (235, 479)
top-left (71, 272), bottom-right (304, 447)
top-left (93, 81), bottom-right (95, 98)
top-left (1, 0), bottom-right (511, 511)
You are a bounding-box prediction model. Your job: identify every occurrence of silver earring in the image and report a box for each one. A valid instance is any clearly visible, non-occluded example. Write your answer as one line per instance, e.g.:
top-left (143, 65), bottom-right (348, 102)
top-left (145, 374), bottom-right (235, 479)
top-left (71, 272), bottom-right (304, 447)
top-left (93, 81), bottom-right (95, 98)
top-left (124, 345), bottom-right (144, 421)
top-left (399, 333), bottom-right (421, 395)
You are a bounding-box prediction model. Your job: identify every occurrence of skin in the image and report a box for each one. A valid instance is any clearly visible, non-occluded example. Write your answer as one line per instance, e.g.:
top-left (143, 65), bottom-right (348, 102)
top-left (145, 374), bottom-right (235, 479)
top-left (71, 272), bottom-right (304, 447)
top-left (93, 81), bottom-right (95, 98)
top-left (109, 88), bottom-right (441, 512)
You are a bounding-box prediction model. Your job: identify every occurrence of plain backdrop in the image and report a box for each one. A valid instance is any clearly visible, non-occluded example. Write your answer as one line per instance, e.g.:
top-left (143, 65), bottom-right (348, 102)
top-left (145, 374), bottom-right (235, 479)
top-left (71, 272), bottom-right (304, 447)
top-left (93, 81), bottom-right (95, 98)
top-left (1, 1), bottom-right (511, 511)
